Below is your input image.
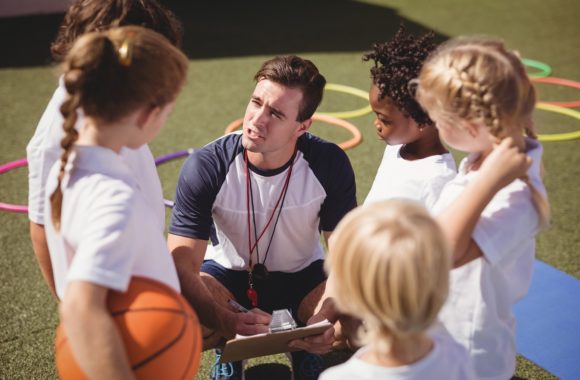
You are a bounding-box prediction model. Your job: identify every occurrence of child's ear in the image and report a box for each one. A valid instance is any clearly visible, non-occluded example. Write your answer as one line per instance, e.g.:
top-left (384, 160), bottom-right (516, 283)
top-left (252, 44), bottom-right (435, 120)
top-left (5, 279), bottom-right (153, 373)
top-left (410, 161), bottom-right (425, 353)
top-left (465, 122), bottom-right (481, 137)
top-left (136, 105), bottom-right (161, 129)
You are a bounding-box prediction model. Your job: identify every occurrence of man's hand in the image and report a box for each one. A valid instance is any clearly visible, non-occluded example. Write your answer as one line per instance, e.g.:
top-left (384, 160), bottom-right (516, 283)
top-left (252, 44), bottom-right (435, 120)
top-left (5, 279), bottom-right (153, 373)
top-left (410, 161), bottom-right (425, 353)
top-left (220, 308), bottom-right (271, 338)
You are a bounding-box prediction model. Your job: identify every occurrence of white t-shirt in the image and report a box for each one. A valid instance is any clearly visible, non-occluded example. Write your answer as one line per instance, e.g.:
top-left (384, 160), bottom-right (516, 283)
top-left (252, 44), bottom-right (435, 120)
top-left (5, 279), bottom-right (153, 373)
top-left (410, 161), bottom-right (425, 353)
top-left (319, 328), bottom-right (475, 380)
top-left (364, 144), bottom-right (456, 211)
top-left (169, 132), bottom-right (356, 272)
top-left (432, 138), bottom-right (546, 380)
top-left (44, 145), bottom-right (180, 300)
top-left (26, 78), bottom-right (164, 226)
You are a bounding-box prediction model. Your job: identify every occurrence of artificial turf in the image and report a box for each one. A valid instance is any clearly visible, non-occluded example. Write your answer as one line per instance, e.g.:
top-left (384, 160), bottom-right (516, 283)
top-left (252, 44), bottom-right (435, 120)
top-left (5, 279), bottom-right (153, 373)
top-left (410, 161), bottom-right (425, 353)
top-left (1, 1), bottom-right (578, 378)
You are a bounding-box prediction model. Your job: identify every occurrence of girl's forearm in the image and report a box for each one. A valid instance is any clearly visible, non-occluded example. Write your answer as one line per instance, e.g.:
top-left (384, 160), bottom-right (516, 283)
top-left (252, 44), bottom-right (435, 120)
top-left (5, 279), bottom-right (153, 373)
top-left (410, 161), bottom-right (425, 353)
top-left (61, 282), bottom-right (135, 380)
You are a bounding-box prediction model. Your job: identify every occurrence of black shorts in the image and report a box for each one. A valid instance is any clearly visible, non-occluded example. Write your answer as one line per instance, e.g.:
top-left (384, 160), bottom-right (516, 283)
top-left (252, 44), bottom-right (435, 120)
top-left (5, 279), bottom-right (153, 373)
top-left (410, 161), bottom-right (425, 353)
top-left (201, 259), bottom-right (327, 325)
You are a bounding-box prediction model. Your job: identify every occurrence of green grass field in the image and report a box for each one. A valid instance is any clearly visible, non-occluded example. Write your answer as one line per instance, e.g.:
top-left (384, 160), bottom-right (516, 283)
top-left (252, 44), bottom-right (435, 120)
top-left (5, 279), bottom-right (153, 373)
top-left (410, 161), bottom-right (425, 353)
top-left (1, 1), bottom-right (578, 378)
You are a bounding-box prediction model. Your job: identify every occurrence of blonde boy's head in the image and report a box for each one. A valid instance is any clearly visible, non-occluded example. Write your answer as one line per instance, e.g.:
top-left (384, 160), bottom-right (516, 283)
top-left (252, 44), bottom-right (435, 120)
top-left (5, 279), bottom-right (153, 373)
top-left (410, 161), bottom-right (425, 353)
top-left (326, 200), bottom-right (451, 354)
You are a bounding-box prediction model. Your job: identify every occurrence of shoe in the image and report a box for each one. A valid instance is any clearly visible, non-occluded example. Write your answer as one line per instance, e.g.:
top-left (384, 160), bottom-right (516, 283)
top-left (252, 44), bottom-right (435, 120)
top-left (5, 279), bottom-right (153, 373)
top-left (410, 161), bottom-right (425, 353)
top-left (290, 350), bottom-right (324, 380)
top-left (210, 349), bottom-right (244, 380)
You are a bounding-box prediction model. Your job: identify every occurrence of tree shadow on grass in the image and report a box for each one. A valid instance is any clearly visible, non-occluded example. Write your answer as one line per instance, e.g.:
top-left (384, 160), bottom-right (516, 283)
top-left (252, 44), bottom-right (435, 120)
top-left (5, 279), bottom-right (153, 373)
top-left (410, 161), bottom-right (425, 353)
top-left (0, 0), bottom-right (449, 68)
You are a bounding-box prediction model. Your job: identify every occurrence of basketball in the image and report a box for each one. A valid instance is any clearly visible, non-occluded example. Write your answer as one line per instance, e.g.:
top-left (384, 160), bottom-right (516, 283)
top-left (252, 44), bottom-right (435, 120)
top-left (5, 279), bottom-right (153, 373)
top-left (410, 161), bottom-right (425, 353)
top-left (55, 277), bottom-right (202, 379)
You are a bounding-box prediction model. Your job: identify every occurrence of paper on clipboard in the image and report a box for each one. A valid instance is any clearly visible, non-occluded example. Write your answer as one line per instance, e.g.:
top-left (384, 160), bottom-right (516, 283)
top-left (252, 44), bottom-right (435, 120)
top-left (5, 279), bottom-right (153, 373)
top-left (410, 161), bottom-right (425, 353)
top-left (220, 319), bottom-right (333, 363)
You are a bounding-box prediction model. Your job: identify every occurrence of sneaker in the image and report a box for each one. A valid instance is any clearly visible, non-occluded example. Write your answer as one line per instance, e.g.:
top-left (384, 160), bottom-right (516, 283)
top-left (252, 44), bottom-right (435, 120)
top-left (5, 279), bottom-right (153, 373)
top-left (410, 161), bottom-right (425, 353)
top-left (290, 350), bottom-right (324, 380)
top-left (210, 349), bottom-right (244, 380)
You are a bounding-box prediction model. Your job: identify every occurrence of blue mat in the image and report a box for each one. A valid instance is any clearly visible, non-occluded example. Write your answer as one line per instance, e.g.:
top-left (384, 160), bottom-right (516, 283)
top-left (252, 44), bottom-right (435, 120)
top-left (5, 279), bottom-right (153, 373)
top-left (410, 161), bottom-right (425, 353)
top-left (514, 260), bottom-right (580, 379)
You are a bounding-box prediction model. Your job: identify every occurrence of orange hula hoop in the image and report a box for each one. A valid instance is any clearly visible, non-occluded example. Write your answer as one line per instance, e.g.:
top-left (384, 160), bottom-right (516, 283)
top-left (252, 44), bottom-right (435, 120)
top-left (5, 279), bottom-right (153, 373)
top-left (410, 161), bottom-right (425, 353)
top-left (224, 114), bottom-right (363, 151)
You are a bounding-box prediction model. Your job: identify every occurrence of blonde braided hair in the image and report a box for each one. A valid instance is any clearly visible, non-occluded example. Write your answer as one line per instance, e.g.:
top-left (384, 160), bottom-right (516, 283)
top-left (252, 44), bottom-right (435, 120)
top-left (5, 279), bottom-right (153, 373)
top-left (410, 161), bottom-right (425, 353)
top-left (416, 36), bottom-right (550, 228)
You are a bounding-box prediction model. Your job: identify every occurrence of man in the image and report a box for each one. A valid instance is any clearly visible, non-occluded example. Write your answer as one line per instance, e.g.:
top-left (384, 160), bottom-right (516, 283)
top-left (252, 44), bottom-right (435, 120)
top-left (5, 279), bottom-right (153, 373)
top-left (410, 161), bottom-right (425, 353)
top-left (168, 55), bottom-right (357, 380)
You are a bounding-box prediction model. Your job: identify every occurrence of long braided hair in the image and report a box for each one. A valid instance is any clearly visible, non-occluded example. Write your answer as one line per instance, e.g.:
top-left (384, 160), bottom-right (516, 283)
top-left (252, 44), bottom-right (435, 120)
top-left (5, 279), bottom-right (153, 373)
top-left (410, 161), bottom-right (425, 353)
top-left (416, 36), bottom-right (550, 228)
top-left (50, 26), bottom-right (188, 230)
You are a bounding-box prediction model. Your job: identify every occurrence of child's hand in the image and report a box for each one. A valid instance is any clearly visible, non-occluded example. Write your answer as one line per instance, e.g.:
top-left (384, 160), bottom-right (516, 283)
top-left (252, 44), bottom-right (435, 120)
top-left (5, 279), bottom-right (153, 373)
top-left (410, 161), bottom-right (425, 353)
top-left (480, 137), bottom-right (531, 191)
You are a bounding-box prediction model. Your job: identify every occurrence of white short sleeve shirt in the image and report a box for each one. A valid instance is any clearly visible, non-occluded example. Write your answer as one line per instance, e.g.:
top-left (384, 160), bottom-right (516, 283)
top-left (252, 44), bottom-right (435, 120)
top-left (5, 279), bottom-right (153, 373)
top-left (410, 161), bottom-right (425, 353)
top-left (363, 144), bottom-right (456, 211)
top-left (319, 327), bottom-right (475, 380)
top-left (44, 146), bottom-right (179, 299)
top-left (432, 138), bottom-right (546, 380)
top-left (26, 78), bottom-right (164, 227)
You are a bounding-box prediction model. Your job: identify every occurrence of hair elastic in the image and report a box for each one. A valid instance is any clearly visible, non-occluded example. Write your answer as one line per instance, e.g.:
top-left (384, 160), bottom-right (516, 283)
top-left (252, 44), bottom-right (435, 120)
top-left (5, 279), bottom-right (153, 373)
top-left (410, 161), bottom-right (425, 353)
top-left (117, 33), bottom-right (135, 66)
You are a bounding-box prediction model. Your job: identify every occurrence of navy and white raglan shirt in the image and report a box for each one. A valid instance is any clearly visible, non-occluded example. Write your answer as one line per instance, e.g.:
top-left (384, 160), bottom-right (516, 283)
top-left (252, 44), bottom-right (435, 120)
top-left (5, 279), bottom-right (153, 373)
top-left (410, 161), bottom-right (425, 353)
top-left (169, 132), bottom-right (357, 273)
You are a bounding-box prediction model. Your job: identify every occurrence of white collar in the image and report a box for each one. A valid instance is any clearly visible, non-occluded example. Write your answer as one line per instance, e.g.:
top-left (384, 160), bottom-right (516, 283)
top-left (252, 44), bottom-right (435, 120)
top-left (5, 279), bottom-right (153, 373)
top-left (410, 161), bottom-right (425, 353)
top-left (69, 145), bottom-right (136, 187)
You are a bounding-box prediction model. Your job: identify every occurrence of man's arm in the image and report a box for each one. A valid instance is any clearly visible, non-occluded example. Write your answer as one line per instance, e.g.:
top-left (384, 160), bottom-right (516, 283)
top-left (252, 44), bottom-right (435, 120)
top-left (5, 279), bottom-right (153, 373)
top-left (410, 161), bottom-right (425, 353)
top-left (29, 222), bottom-right (57, 299)
top-left (288, 230), bottom-right (344, 354)
top-left (168, 234), bottom-right (270, 337)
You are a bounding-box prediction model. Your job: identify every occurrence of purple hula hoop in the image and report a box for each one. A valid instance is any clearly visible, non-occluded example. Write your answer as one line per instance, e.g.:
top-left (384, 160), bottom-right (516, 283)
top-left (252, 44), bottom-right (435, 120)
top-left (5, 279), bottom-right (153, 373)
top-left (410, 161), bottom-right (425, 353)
top-left (154, 148), bottom-right (193, 165)
top-left (154, 148), bottom-right (195, 208)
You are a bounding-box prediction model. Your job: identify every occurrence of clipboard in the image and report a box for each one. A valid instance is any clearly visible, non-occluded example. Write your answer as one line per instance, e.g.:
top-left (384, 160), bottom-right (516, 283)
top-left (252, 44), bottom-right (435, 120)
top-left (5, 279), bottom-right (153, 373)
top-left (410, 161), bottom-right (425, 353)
top-left (220, 319), bottom-right (332, 363)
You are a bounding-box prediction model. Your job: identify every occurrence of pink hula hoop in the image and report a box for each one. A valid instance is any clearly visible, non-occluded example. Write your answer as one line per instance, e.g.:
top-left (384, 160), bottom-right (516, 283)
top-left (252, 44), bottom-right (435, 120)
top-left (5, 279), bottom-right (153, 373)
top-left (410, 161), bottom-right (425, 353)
top-left (531, 77), bottom-right (580, 108)
top-left (0, 158), bottom-right (29, 213)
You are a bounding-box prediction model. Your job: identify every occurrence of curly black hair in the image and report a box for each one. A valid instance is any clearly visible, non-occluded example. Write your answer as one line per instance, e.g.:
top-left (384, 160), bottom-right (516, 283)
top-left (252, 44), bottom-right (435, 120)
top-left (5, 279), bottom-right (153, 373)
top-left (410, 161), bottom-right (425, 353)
top-left (363, 25), bottom-right (436, 126)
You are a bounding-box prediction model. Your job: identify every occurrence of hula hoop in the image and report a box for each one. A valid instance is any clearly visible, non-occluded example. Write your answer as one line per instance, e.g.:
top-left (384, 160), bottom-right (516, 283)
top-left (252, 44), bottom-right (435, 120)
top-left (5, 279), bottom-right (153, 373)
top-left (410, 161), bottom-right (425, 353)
top-left (522, 58), bottom-right (552, 79)
top-left (224, 113), bottom-right (363, 151)
top-left (536, 102), bottom-right (580, 142)
top-left (531, 77), bottom-right (580, 108)
top-left (154, 148), bottom-right (195, 207)
top-left (317, 83), bottom-right (372, 119)
top-left (0, 150), bottom-right (196, 213)
top-left (0, 158), bottom-right (29, 213)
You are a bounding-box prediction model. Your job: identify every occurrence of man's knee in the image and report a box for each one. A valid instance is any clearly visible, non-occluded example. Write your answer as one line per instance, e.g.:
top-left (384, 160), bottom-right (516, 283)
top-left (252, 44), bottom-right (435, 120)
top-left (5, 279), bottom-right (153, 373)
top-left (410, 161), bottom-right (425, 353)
top-left (297, 281), bottom-right (326, 324)
top-left (202, 326), bottom-right (225, 351)
top-left (200, 272), bottom-right (235, 304)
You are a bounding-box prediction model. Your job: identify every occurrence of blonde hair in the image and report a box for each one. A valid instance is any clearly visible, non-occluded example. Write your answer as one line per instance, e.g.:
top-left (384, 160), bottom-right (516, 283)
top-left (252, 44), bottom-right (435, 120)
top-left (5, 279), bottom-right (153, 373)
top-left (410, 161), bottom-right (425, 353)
top-left (50, 25), bottom-right (189, 230)
top-left (415, 36), bottom-right (550, 228)
top-left (326, 200), bottom-right (451, 357)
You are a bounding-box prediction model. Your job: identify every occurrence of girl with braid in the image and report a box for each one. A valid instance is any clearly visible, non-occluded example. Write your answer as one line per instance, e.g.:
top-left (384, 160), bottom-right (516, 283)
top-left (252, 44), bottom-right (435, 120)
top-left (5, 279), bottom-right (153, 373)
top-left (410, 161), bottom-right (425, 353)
top-left (44, 26), bottom-right (188, 379)
top-left (363, 26), bottom-right (456, 211)
top-left (415, 36), bottom-right (551, 379)
top-left (26, 0), bottom-right (182, 299)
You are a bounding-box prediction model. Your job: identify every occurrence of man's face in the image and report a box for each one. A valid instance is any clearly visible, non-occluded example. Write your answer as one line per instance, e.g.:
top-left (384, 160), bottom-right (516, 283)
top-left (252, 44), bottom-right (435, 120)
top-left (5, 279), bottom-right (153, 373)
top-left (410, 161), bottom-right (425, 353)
top-left (242, 79), bottom-right (306, 156)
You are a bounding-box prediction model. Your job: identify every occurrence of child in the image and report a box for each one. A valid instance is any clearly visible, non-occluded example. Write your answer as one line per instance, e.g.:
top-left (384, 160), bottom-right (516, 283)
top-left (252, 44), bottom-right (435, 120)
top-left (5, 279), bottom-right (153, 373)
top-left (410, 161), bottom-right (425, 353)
top-left (44, 25), bottom-right (188, 378)
top-left (362, 26), bottom-right (456, 210)
top-left (26, 0), bottom-right (182, 298)
top-left (320, 200), bottom-right (475, 380)
top-left (415, 36), bottom-right (551, 379)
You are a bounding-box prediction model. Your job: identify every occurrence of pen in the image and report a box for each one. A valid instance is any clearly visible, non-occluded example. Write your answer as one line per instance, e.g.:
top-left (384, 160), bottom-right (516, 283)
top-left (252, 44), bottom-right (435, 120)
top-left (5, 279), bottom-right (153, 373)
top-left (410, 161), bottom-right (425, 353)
top-left (228, 299), bottom-right (249, 313)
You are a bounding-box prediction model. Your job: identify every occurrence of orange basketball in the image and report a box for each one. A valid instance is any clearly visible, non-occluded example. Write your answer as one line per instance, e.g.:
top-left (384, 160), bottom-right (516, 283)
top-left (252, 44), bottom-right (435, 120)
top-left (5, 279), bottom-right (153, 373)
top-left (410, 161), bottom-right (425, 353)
top-left (55, 277), bottom-right (202, 379)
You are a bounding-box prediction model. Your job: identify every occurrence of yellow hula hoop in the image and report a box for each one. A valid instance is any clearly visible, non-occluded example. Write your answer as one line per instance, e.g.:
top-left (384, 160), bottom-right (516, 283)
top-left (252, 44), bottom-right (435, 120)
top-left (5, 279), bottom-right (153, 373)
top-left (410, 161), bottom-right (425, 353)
top-left (224, 114), bottom-right (363, 151)
top-left (536, 103), bottom-right (580, 142)
top-left (317, 83), bottom-right (372, 119)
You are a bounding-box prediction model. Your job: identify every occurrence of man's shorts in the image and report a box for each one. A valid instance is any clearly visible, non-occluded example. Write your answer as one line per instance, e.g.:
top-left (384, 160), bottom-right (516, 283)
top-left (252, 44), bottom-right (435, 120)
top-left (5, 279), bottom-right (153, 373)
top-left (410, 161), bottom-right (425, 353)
top-left (201, 259), bottom-right (326, 325)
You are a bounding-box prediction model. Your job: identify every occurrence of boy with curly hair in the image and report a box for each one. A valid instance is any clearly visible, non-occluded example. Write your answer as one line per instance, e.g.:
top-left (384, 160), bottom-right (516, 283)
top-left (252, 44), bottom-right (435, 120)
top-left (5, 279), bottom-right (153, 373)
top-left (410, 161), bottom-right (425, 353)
top-left (363, 26), bottom-right (456, 211)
